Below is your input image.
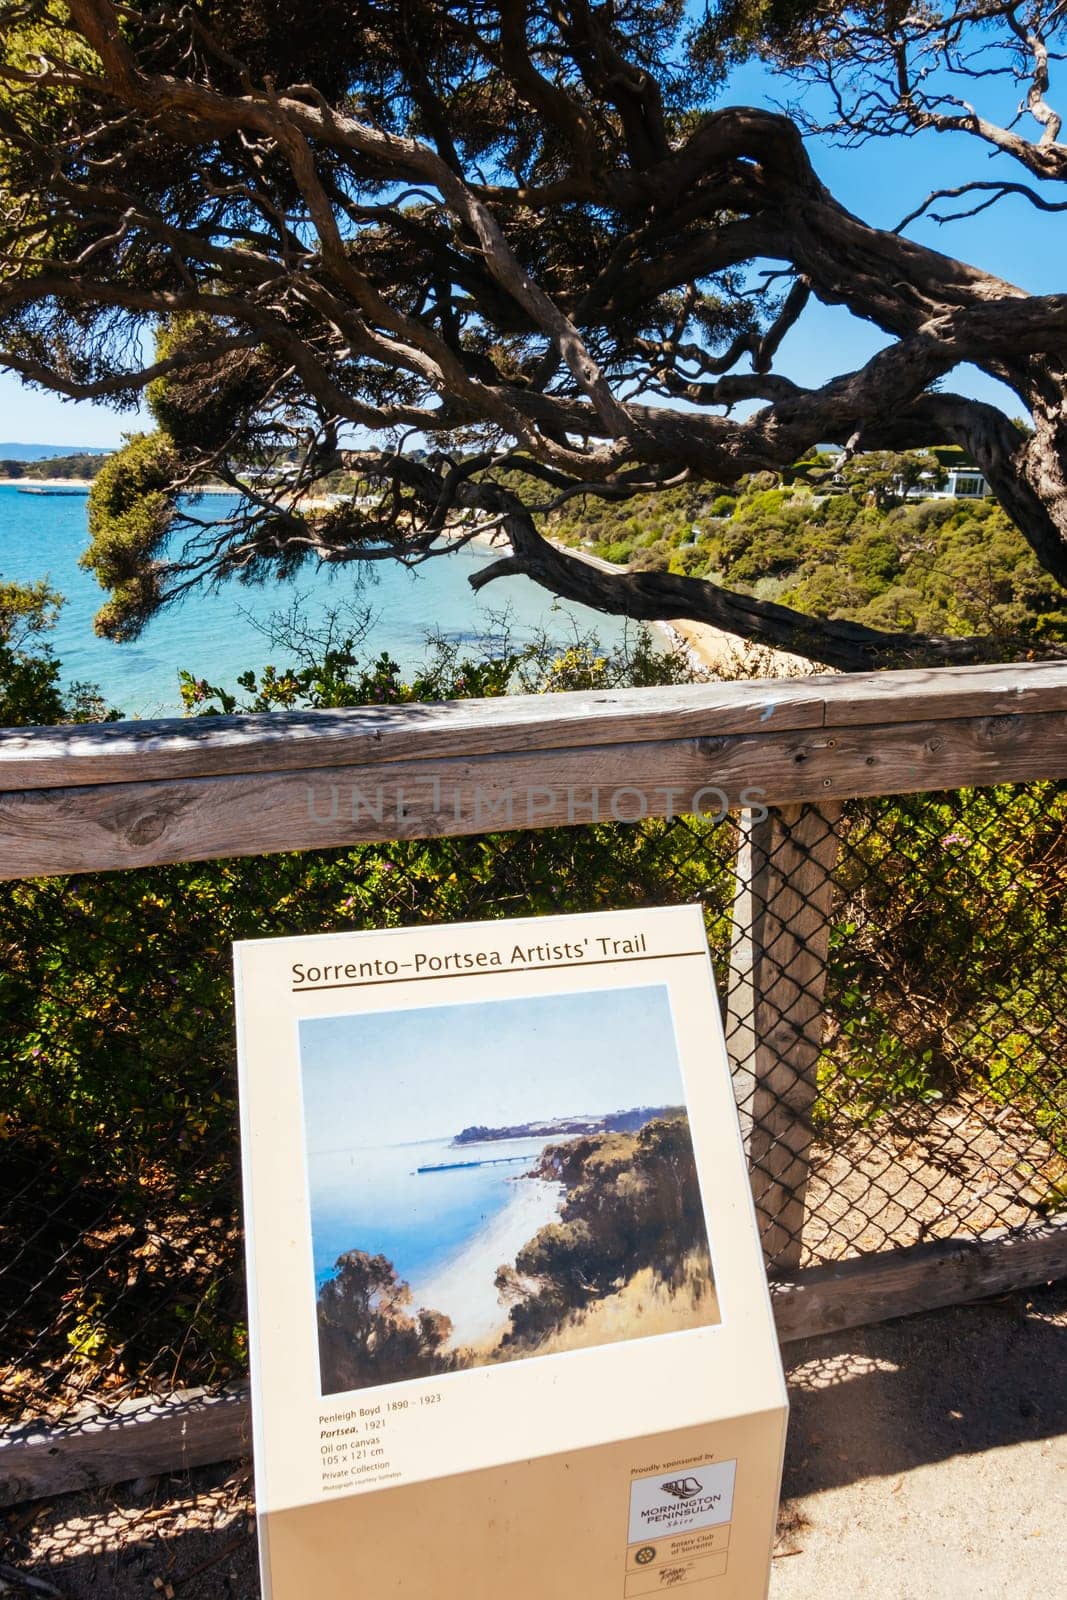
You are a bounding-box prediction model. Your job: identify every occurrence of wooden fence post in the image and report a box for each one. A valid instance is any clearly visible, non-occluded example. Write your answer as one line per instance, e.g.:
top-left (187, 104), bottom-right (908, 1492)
top-left (726, 801), bottom-right (842, 1272)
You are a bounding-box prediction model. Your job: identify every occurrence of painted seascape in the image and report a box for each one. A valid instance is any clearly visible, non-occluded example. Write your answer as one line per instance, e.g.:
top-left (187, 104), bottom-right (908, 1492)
top-left (300, 984), bottom-right (720, 1396)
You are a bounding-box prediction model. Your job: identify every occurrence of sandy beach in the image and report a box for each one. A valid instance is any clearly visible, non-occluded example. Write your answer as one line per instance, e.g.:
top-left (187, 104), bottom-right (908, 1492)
top-left (660, 617), bottom-right (816, 678)
top-left (0, 477), bottom-right (236, 492)
top-left (0, 476), bottom-right (95, 489)
top-left (409, 1175), bottom-right (561, 1349)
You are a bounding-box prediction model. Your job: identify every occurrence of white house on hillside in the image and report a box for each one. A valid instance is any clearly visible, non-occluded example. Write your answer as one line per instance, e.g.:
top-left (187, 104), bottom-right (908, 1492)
top-left (904, 465), bottom-right (991, 501)
top-left (824, 448), bottom-right (992, 502)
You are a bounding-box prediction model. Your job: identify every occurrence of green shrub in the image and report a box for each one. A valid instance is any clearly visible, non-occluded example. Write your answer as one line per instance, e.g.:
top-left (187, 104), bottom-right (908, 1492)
top-left (0, 614), bottom-right (733, 1397)
top-left (0, 583), bottom-right (1062, 1399)
top-left (821, 784), bottom-right (1067, 1164)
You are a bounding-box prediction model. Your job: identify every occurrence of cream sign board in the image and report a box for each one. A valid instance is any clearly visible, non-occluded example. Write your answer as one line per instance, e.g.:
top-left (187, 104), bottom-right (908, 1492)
top-left (234, 905), bottom-right (787, 1598)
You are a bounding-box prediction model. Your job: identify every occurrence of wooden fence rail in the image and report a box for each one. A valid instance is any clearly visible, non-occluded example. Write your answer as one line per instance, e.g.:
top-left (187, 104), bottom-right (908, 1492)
top-left (0, 661), bottom-right (1065, 877)
top-left (0, 660), bottom-right (1065, 1502)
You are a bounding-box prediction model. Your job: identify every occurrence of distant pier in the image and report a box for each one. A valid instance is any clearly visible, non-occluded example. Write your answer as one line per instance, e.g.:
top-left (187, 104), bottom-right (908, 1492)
top-left (416, 1154), bottom-right (532, 1174)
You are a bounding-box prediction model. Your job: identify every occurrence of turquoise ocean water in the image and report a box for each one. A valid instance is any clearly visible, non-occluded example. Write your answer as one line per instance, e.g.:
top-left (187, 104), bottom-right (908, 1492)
top-left (0, 484), bottom-right (638, 716)
top-left (308, 1134), bottom-right (546, 1291)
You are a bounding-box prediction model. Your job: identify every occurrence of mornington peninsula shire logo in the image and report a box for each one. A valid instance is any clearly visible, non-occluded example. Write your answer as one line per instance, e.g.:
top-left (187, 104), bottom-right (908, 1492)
top-left (660, 1476), bottom-right (702, 1501)
top-left (628, 1459), bottom-right (736, 1545)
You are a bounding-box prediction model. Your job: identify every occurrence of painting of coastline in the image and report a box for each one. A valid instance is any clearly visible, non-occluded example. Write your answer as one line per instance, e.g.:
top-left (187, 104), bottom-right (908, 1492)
top-left (300, 984), bottom-right (719, 1397)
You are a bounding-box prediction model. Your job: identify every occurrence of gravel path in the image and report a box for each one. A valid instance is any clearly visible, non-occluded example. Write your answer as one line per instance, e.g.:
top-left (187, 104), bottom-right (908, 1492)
top-left (771, 1279), bottom-right (1067, 1597)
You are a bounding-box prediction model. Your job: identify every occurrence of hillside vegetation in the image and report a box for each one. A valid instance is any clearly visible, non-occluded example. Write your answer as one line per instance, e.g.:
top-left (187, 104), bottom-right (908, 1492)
top-left (496, 1113), bottom-right (715, 1352)
top-left (0, 452), bottom-right (108, 480)
top-left (536, 452), bottom-right (1066, 652)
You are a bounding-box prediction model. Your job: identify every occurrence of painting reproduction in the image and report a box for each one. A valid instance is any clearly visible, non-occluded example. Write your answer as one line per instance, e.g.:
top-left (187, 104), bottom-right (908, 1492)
top-left (301, 984), bottom-right (720, 1396)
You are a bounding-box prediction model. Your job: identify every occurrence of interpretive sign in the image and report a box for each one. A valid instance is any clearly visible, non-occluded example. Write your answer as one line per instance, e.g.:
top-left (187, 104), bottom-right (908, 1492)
top-left (234, 905), bottom-right (787, 1598)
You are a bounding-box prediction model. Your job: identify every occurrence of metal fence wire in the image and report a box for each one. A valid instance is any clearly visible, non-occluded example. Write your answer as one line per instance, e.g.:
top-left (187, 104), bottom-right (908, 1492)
top-left (0, 782), bottom-right (1064, 1431)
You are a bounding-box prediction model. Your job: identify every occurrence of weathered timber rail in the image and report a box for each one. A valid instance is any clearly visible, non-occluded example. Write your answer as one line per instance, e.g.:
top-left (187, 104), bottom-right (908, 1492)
top-left (0, 659), bottom-right (1064, 1503)
top-left (0, 661), bottom-right (1065, 877)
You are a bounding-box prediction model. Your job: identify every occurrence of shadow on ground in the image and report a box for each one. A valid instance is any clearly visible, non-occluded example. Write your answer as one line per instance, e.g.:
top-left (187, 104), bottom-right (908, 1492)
top-left (3, 1282), bottom-right (1065, 1598)
top-left (782, 1280), bottom-right (1067, 1498)
top-left (0, 1462), bottom-right (259, 1599)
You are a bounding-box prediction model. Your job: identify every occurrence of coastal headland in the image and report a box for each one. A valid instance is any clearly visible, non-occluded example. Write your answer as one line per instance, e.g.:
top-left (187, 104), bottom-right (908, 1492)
top-left (315, 1107), bottom-right (719, 1395)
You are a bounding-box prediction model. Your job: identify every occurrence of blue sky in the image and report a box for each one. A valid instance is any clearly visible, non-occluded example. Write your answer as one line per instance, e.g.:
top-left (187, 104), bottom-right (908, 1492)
top-left (725, 60), bottom-right (1059, 421)
top-left (0, 56), bottom-right (1055, 447)
top-left (300, 983), bottom-right (684, 1152)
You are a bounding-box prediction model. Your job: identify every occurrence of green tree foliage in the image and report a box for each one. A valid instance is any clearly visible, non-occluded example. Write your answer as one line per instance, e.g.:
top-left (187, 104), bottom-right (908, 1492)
top-left (83, 433), bottom-right (179, 639)
top-left (823, 785), bottom-right (1067, 1154)
top-left (317, 1251), bottom-right (456, 1395)
top-left (2, 2), bottom-right (1065, 668)
top-left (498, 1114), bottom-right (713, 1348)
top-left (0, 576), bottom-right (67, 725)
top-left (543, 465), bottom-right (1067, 651)
top-left (0, 453), bottom-right (107, 480)
top-left (0, 575), bottom-right (113, 723)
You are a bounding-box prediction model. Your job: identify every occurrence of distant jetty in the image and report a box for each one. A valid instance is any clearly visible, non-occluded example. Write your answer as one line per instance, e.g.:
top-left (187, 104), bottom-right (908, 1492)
top-left (15, 484), bottom-right (89, 496)
top-left (416, 1154), bottom-right (531, 1174)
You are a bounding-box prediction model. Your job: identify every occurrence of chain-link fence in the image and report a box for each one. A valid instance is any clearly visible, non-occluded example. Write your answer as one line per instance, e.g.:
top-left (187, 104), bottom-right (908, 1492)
top-left (733, 786), bottom-right (1065, 1274)
top-left (1, 781), bottom-right (1064, 1441)
top-left (0, 777), bottom-right (1064, 1591)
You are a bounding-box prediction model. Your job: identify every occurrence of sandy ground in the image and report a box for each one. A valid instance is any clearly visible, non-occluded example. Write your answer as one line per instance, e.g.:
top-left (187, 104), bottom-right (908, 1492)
top-left (5, 1279), bottom-right (1064, 1598)
top-left (770, 1279), bottom-right (1067, 1597)
top-left (408, 1176), bottom-right (561, 1348)
top-left (801, 1095), bottom-right (1062, 1267)
top-left (0, 477), bottom-right (95, 489)
top-left (661, 617), bottom-right (815, 678)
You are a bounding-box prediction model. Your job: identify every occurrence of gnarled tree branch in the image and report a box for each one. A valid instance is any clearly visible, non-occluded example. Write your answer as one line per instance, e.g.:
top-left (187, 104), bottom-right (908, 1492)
top-left (0, 0), bottom-right (1063, 665)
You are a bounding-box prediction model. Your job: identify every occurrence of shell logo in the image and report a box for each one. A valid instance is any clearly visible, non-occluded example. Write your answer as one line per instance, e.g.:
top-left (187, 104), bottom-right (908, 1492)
top-left (660, 1476), bottom-right (702, 1500)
